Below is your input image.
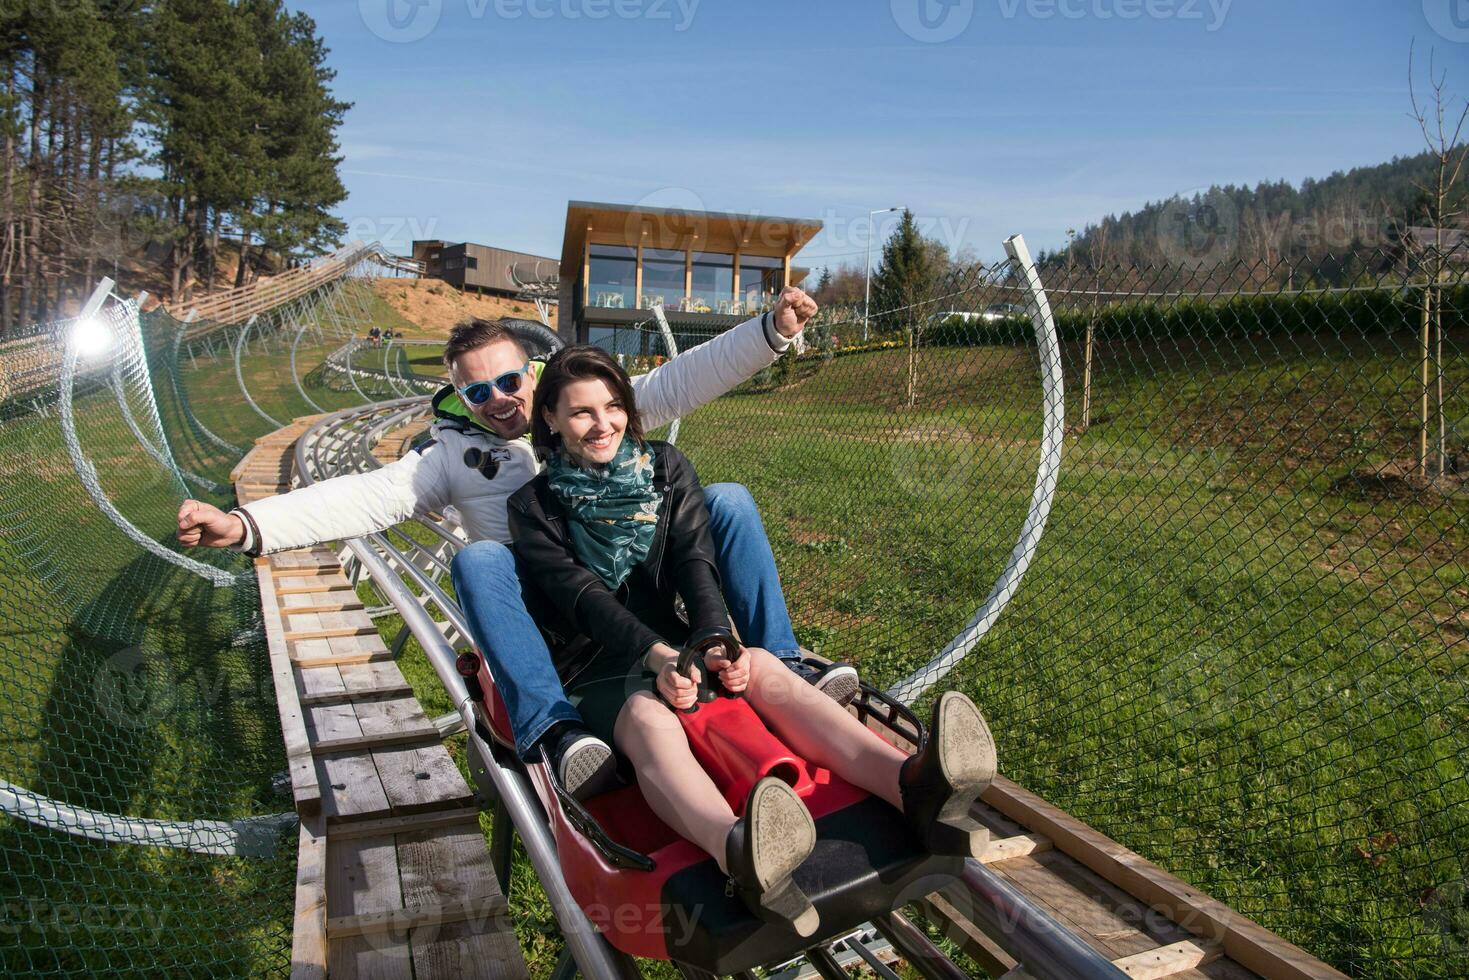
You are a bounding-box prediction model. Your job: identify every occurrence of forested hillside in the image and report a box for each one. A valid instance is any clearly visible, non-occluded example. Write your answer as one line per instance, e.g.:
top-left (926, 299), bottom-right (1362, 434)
top-left (1, 1), bottom-right (350, 332)
top-left (1053, 147), bottom-right (1467, 272)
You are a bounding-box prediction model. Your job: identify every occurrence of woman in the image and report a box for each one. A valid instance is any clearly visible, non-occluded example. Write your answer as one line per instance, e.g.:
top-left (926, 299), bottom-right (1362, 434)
top-left (507, 345), bottom-right (996, 937)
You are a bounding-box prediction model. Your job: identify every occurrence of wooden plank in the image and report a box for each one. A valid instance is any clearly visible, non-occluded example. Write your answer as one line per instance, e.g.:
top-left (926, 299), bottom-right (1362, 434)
top-left (256, 561), bottom-right (321, 815)
top-left (294, 650), bottom-right (395, 668)
top-left (286, 624), bottom-right (379, 642)
top-left (293, 636), bottom-right (393, 667)
top-left (991, 852), bottom-right (1168, 960)
top-left (297, 665), bottom-right (347, 704)
top-left (981, 833), bottom-right (1053, 865)
top-left (373, 744), bottom-right (475, 815)
top-left (289, 816), bottom-right (328, 980)
top-left (284, 589), bottom-right (365, 613)
top-left (311, 726), bottom-right (441, 755)
top-left (311, 703), bottom-right (392, 824)
top-left (330, 632), bottom-right (391, 655)
top-left (981, 777), bottom-right (1348, 980)
top-left (340, 661), bottom-right (414, 698)
top-left (275, 549), bottom-right (343, 570)
top-left (353, 696), bottom-right (432, 738)
top-left (273, 564), bottom-right (342, 579)
top-left (1113, 940), bottom-right (1223, 979)
top-left (278, 578), bottom-right (347, 595)
top-left (330, 808), bottom-right (484, 843)
top-left (301, 684), bottom-right (413, 708)
top-left (327, 895), bottom-right (508, 940)
top-left (270, 552), bottom-right (337, 575)
top-left (326, 833), bottom-right (407, 978)
top-left (399, 825), bottom-right (528, 979)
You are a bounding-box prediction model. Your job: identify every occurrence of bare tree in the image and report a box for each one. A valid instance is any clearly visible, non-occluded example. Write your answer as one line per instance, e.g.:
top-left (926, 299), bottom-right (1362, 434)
top-left (1408, 41), bottom-right (1469, 479)
top-left (1081, 222), bottom-right (1111, 433)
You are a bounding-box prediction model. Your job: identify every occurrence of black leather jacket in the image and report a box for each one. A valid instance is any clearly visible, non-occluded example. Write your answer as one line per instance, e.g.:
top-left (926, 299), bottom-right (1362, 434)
top-left (507, 440), bottom-right (731, 682)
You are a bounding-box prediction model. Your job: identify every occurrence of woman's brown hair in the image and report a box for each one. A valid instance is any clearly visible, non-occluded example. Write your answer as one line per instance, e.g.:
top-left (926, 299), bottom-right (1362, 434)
top-left (530, 345), bottom-right (646, 458)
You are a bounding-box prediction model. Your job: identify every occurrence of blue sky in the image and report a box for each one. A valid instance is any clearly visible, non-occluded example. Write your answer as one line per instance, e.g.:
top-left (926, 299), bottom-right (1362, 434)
top-left (297, 0), bottom-right (1468, 268)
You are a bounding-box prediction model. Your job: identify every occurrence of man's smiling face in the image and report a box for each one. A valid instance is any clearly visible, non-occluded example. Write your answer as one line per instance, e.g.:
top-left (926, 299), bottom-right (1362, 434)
top-left (449, 338), bottom-right (536, 440)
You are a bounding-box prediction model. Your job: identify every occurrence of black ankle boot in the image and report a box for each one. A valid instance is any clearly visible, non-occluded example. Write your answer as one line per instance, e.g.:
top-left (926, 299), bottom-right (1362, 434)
top-left (898, 691), bottom-right (997, 859)
top-left (724, 777), bottom-right (819, 937)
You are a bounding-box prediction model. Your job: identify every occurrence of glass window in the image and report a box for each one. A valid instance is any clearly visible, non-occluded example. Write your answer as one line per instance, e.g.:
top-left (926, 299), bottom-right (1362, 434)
top-left (465, 256), bottom-right (478, 270)
top-left (690, 252), bottom-right (734, 313)
top-left (738, 254), bottom-right (783, 310)
top-left (587, 244), bottom-right (636, 309)
top-left (641, 248), bottom-right (685, 309)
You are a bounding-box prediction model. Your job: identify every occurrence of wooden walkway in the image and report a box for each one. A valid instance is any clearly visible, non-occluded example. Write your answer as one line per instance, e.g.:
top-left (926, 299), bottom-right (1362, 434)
top-left (233, 417), bottom-right (527, 980)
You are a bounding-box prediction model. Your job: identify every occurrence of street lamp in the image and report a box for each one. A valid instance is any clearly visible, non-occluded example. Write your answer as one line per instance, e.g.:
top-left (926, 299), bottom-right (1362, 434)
top-left (863, 207), bottom-right (903, 342)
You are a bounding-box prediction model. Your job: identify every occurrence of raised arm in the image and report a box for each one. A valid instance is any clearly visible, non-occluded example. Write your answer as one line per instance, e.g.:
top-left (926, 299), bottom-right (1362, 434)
top-left (180, 439), bottom-right (453, 556)
top-left (630, 287), bottom-right (817, 431)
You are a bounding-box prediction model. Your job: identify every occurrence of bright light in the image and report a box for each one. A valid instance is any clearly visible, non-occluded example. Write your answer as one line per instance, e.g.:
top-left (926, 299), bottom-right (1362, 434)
top-left (71, 315), bottom-right (113, 358)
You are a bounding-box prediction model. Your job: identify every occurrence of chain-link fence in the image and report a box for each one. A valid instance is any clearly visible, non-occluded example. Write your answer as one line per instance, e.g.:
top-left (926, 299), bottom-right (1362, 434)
top-left (3, 237), bottom-right (1465, 976)
top-left (598, 245), bottom-right (1467, 977)
top-left (0, 258), bottom-right (421, 977)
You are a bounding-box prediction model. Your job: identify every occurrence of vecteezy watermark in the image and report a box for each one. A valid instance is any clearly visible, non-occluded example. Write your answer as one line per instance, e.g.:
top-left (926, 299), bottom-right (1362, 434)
top-left (489, 0), bottom-right (699, 29)
top-left (889, 431), bottom-right (988, 501)
top-left (96, 644), bottom-right (273, 731)
top-left (0, 898), bottom-right (173, 939)
top-left (359, 0), bottom-right (698, 42)
top-left (891, 0), bottom-right (975, 43)
top-left (1425, 877), bottom-right (1469, 957)
top-left (359, 0), bottom-right (443, 43)
top-left (996, 0), bottom-right (1232, 32)
top-left (1154, 190), bottom-right (1239, 267)
top-left (1422, 0), bottom-right (1469, 44)
top-left (343, 216), bottom-right (441, 246)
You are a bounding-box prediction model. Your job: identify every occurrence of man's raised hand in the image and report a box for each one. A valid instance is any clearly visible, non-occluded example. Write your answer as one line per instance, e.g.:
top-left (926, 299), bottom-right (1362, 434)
top-left (772, 287), bottom-right (818, 338)
top-left (177, 499), bottom-right (246, 549)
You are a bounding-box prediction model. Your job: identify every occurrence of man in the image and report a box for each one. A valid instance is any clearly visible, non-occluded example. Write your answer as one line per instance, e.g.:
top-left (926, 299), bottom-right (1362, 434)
top-left (178, 290), bottom-right (858, 797)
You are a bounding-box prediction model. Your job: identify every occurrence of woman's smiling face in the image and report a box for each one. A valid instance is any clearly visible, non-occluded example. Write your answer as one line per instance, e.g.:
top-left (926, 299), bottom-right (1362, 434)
top-left (546, 377), bottom-right (628, 466)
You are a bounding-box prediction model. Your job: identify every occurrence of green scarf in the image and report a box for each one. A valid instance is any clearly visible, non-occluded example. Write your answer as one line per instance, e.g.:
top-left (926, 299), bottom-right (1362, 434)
top-left (545, 439), bottom-right (660, 589)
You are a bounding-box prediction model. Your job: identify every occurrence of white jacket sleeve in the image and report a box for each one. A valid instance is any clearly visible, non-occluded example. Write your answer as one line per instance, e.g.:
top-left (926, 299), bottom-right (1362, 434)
top-left (632, 312), bottom-right (796, 431)
top-left (239, 439), bottom-right (453, 555)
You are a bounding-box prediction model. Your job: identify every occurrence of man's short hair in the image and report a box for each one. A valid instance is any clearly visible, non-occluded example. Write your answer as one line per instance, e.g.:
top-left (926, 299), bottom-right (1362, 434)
top-left (442, 318), bottom-right (528, 370)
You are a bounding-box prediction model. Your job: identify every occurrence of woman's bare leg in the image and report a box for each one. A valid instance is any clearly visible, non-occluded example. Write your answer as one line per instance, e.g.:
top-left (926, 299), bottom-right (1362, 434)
top-left (740, 647), bottom-right (908, 809)
top-left (613, 691), bottom-right (738, 870)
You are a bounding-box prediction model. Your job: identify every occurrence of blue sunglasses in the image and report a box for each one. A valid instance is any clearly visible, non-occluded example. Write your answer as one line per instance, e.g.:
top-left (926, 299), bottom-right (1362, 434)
top-left (457, 363), bottom-right (532, 405)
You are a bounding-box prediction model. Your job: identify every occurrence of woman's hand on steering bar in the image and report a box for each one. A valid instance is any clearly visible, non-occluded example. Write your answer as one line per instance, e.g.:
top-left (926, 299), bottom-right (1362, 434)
top-left (648, 642), bottom-right (699, 710)
top-left (706, 645), bottom-right (751, 693)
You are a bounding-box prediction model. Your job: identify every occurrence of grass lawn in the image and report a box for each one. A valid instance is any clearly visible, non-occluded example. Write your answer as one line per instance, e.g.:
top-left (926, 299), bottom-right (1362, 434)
top-left (362, 325), bottom-right (1465, 977)
top-left (666, 330), bottom-right (1467, 977)
top-left (0, 288), bottom-right (443, 978)
top-left (4, 285), bottom-right (1463, 976)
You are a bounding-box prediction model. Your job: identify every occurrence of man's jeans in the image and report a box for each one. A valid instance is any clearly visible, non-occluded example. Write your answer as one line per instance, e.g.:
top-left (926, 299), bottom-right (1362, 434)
top-left (450, 483), bottom-right (801, 761)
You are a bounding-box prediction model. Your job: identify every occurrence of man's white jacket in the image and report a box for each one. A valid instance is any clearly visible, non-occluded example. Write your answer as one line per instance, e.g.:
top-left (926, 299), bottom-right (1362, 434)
top-left (235, 313), bottom-right (794, 555)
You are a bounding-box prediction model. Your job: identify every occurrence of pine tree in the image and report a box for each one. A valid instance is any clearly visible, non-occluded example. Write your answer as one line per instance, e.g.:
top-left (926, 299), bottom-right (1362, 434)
top-left (869, 209), bottom-right (948, 406)
top-left (252, 5), bottom-right (348, 262)
top-left (870, 209), bottom-right (945, 334)
top-left (145, 0), bottom-right (266, 299)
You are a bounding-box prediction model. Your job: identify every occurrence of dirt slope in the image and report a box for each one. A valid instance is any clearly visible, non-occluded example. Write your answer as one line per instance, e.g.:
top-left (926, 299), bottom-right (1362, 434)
top-left (372, 277), bottom-right (549, 335)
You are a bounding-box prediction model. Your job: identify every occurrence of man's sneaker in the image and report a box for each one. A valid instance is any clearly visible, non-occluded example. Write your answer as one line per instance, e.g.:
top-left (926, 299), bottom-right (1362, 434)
top-left (542, 725), bottom-right (620, 802)
top-left (784, 656), bottom-right (860, 707)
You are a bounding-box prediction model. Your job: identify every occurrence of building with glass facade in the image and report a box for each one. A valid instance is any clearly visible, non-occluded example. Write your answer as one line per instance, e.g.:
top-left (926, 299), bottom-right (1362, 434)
top-left (555, 201), bottom-right (821, 349)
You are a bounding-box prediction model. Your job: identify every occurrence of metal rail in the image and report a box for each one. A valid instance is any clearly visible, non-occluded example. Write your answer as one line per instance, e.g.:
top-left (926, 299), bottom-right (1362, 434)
top-left (294, 403), bottom-right (638, 980)
top-left (287, 394), bottom-right (1143, 980)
